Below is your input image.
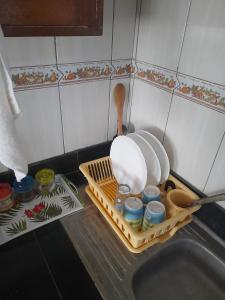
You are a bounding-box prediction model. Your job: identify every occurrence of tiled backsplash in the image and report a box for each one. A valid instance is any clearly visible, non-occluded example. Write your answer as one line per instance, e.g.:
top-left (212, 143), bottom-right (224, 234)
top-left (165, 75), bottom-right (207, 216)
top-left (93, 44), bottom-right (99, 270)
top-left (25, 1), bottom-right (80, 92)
top-left (134, 60), bottom-right (225, 113)
top-left (130, 0), bottom-right (225, 204)
top-left (11, 59), bottom-right (133, 90)
top-left (1, 0), bottom-right (225, 207)
top-left (11, 65), bottom-right (60, 90)
top-left (0, 0), bottom-right (136, 166)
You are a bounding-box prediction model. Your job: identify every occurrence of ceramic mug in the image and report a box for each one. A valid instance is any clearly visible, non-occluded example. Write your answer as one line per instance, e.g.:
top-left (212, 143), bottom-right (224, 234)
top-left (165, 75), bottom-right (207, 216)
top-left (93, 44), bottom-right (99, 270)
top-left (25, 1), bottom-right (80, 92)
top-left (166, 189), bottom-right (194, 217)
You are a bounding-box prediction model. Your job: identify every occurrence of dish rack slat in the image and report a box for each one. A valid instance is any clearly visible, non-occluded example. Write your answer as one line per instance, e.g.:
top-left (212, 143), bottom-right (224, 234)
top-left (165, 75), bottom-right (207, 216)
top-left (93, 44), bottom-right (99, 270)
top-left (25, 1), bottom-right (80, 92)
top-left (80, 156), bottom-right (200, 253)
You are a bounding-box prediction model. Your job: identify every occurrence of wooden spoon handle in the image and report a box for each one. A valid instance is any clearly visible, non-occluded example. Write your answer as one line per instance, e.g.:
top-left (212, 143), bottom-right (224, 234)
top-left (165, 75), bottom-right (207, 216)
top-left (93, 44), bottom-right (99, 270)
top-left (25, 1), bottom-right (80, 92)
top-left (117, 110), bottom-right (123, 136)
top-left (114, 83), bottom-right (125, 136)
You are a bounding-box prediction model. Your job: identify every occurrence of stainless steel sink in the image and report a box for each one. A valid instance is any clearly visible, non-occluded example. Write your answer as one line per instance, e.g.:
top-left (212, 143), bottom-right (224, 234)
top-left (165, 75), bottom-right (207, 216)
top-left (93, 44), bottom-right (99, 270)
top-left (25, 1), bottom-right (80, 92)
top-left (132, 239), bottom-right (225, 300)
top-left (62, 190), bottom-right (225, 300)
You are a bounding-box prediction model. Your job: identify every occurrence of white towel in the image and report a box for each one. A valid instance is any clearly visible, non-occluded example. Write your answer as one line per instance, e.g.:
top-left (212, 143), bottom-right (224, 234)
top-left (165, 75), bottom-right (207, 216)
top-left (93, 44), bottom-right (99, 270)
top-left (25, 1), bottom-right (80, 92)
top-left (0, 26), bottom-right (28, 181)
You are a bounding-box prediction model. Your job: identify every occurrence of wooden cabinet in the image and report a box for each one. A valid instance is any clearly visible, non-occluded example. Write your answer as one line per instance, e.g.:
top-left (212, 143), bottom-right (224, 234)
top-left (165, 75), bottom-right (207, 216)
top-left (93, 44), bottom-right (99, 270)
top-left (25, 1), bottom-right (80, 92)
top-left (0, 0), bottom-right (103, 36)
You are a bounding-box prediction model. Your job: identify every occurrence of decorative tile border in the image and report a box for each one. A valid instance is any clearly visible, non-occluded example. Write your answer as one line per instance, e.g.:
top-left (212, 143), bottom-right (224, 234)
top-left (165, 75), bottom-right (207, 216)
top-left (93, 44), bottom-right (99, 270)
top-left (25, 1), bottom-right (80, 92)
top-left (135, 61), bottom-right (178, 92)
top-left (59, 61), bottom-right (113, 85)
top-left (11, 60), bottom-right (136, 90)
top-left (134, 60), bottom-right (225, 113)
top-left (111, 59), bottom-right (135, 79)
top-left (10, 60), bottom-right (225, 114)
top-left (11, 65), bottom-right (62, 90)
top-left (175, 74), bottom-right (225, 113)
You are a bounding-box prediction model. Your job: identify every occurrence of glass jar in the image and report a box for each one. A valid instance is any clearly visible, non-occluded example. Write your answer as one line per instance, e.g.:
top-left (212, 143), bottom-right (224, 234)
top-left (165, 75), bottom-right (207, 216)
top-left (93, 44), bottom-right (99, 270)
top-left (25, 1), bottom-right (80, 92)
top-left (35, 168), bottom-right (55, 192)
top-left (13, 176), bottom-right (36, 203)
top-left (114, 184), bottom-right (130, 213)
top-left (0, 183), bottom-right (14, 212)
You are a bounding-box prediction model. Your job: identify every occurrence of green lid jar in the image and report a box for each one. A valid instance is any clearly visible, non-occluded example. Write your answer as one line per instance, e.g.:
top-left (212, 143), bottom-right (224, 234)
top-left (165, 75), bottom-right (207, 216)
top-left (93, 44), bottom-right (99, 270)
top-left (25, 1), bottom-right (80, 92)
top-left (35, 169), bottom-right (55, 192)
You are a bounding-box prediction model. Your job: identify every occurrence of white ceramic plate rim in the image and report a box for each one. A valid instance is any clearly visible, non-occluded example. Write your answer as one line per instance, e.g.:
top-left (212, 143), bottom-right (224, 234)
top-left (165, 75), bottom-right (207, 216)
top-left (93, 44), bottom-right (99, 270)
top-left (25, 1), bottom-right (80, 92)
top-left (110, 136), bottom-right (147, 194)
top-left (137, 130), bottom-right (170, 183)
top-left (128, 133), bottom-right (161, 186)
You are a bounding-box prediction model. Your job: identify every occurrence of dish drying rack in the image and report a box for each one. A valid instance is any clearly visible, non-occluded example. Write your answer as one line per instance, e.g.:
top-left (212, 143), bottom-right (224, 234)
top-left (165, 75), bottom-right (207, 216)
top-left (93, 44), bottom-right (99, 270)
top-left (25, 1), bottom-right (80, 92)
top-left (80, 156), bottom-right (200, 253)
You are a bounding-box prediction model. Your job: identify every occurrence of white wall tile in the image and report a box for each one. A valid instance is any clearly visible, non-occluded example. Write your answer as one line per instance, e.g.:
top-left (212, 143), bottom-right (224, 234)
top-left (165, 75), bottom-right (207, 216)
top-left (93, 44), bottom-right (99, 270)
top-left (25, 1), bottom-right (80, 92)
top-left (5, 37), bottom-right (56, 67)
top-left (129, 79), bottom-right (172, 142)
top-left (204, 135), bottom-right (225, 208)
top-left (56, 0), bottom-right (113, 63)
top-left (60, 81), bottom-right (110, 152)
top-left (15, 88), bottom-right (64, 163)
top-left (136, 0), bottom-right (190, 70)
top-left (0, 163), bottom-right (8, 173)
top-left (178, 0), bottom-right (225, 85)
top-left (108, 78), bottom-right (130, 140)
top-left (132, 0), bottom-right (142, 59)
top-left (163, 95), bottom-right (225, 191)
top-left (112, 0), bottom-right (137, 60)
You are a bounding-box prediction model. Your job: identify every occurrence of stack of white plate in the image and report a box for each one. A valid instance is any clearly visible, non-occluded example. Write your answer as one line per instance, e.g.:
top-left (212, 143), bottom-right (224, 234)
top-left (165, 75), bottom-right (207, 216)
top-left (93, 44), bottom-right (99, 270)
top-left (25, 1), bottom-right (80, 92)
top-left (110, 130), bottom-right (170, 194)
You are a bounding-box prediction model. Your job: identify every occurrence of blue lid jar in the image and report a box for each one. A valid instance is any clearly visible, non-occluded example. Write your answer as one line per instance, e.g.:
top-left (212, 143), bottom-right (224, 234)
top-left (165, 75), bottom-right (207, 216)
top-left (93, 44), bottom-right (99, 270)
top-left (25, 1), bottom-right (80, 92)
top-left (13, 176), bottom-right (36, 202)
top-left (13, 176), bottom-right (35, 193)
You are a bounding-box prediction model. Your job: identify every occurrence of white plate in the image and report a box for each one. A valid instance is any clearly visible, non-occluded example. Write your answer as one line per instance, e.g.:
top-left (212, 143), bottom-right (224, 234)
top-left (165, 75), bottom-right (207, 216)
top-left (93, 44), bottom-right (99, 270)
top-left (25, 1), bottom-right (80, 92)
top-left (128, 133), bottom-right (161, 186)
top-left (137, 130), bottom-right (170, 183)
top-left (110, 136), bottom-right (147, 194)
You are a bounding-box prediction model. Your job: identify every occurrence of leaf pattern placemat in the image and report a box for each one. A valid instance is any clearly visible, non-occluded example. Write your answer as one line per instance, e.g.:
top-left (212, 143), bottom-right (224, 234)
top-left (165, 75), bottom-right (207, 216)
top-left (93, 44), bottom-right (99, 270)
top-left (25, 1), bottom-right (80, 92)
top-left (0, 175), bottom-right (83, 245)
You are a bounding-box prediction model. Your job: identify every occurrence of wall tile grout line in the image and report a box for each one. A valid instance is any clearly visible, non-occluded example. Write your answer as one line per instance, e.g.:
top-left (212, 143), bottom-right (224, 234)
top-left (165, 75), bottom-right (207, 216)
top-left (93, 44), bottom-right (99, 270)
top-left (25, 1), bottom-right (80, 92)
top-left (127, 76), bottom-right (135, 132)
top-left (54, 36), bottom-right (66, 154)
top-left (126, 79), bottom-right (132, 128)
top-left (175, 0), bottom-right (192, 74)
top-left (162, 93), bottom-right (174, 145)
top-left (127, 0), bottom-right (142, 131)
top-left (133, 0), bottom-right (142, 61)
top-left (107, 79), bottom-right (113, 140)
top-left (202, 131), bottom-right (225, 193)
top-left (170, 0), bottom-right (193, 141)
top-left (132, 0), bottom-right (142, 61)
top-left (110, 0), bottom-right (116, 63)
top-left (107, 0), bottom-right (116, 140)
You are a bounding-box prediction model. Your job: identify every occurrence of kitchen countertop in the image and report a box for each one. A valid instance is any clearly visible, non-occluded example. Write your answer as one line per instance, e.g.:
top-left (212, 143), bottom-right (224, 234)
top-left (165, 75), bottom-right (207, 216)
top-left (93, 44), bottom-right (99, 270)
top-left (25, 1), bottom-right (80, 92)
top-left (61, 187), bottom-right (137, 300)
top-left (0, 184), bottom-right (102, 300)
top-left (0, 178), bottom-right (224, 299)
top-left (61, 186), bottom-right (225, 300)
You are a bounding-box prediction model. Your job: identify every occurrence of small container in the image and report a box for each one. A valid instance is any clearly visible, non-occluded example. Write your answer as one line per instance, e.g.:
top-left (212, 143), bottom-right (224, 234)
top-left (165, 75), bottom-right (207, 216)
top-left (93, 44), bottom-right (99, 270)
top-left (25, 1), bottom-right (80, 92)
top-left (124, 197), bottom-right (144, 231)
top-left (142, 185), bottom-right (161, 205)
top-left (114, 184), bottom-right (130, 213)
top-left (0, 183), bottom-right (14, 212)
top-left (142, 201), bottom-right (166, 231)
top-left (13, 176), bottom-right (36, 203)
top-left (35, 168), bottom-right (55, 192)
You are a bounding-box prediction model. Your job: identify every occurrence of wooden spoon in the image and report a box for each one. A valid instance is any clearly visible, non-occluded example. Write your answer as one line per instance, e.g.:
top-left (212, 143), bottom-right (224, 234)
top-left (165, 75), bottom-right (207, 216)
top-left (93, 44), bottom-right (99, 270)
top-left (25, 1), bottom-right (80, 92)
top-left (114, 83), bottom-right (125, 136)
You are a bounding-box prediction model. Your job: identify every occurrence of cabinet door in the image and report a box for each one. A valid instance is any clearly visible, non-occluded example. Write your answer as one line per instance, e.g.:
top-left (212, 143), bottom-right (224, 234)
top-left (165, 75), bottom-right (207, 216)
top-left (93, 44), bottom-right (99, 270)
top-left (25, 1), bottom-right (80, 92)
top-left (0, 0), bottom-right (103, 36)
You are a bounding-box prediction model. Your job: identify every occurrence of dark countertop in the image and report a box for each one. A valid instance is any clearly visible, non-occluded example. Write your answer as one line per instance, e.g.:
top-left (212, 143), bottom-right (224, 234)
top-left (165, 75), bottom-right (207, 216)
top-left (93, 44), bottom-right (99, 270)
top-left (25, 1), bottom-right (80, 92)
top-left (1, 140), bottom-right (225, 300)
top-left (1, 178), bottom-right (225, 300)
top-left (61, 186), bottom-right (225, 300)
top-left (0, 186), bottom-right (102, 300)
top-left (1, 165), bottom-right (225, 300)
